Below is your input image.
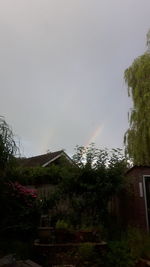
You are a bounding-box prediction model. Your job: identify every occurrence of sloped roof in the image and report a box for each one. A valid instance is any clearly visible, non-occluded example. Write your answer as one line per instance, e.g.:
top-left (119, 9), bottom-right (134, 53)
top-left (18, 150), bottom-right (70, 167)
top-left (126, 165), bottom-right (150, 174)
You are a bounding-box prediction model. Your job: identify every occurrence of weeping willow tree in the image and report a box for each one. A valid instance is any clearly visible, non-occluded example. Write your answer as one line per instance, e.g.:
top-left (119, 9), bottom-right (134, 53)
top-left (124, 31), bottom-right (150, 165)
top-left (0, 116), bottom-right (18, 172)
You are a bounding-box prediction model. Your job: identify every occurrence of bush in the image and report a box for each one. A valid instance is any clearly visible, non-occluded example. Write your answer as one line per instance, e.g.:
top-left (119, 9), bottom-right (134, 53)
top-left (78, 243), bottom-right (95, 261)
top-left (0, 181), bottom-right (40, 238)
top-left (56, 220), bottom-right (69, 229)
top-left (127, 227), bottom-right (150, 261)
top-left (106, 239), bottom-right (135, 267)
top-left (105, 227), bottom-right (150, 267)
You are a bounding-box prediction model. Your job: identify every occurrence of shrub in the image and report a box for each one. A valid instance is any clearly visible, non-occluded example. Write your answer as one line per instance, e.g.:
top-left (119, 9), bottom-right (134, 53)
top-left (56, 220), bottom-right (69, 229)
top-left (106, 239), bottom-right (135, 267)
top-left (106, 227), bottom-right (150, 267)
top-left (127, 227), bottom-right (150, 261)
top-left (0, 181), bottom-right (40, 238)
top-left (78, 243), bottom-right (95, 261)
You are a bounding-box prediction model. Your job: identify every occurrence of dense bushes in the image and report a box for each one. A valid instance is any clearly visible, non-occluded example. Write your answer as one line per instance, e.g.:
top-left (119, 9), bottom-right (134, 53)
top-left (55, 145), bottom-right (128, 227)
top-left (5, 144), bottom-right (128, 230)
top-left (0, 117), bottom-right (129, 262)
top-left (106, 239), bottom-right (134, 267)
top-left (1, 142), bottom-right (128, 236)
top-left (8, 165), bottom-right (64, 185)
top-left (0, 181), bottom-right (40, 238)
top-left (105, 227), bottom-right (150, 267)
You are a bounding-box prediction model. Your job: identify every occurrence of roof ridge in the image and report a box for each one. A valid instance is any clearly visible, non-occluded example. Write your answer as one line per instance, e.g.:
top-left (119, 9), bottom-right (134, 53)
top-left (25, 150), bottom-right (64, 160)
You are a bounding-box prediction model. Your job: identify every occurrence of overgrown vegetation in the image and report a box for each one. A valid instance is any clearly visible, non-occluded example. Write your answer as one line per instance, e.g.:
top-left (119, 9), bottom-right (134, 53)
top-left (56, 144), bottom-right (128, 227)
top-left (105, 227), bottom-right (150, 267)
top-left (1, 117), bottom-right (150, 266)
top-left (9, 165), bottom-right (63, 185)
top-left (0, 117), bottom-right (40, 258)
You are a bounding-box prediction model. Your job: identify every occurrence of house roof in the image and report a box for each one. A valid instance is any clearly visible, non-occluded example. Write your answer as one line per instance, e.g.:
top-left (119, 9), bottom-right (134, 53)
top-left (126, 165), bottom-right (150, 174)
top-left (18, 150), bottom-right (73, 167)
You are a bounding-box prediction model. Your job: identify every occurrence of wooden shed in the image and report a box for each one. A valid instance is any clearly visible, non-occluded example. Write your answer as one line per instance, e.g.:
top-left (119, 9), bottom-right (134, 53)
top-left (124, 166), bottom-right (150, 231)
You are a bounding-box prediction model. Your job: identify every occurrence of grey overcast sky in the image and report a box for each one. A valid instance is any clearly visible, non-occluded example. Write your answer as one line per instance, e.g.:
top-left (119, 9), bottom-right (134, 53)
top-left (0, 0), bottom-right (149, 157)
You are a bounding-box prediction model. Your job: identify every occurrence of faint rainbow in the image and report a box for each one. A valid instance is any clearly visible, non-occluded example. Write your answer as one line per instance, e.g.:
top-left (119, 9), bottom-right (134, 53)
top-left (84, 124), bottom-right (104, 148)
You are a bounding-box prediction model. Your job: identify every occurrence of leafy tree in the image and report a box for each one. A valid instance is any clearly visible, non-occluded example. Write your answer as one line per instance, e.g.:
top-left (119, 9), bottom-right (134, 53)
top-left (73, 143), bottom-right (99, 168)
top-left (59, 144), bottom-right (127, 226)
top-left (124, 36), bottom-right (150, 165)
top-left (0, 116), bottom-right (18, 173)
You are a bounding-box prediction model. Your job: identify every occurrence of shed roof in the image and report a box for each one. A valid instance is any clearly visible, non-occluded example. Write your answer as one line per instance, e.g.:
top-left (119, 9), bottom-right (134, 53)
top-left (126, 165), bottom-right (150, 174)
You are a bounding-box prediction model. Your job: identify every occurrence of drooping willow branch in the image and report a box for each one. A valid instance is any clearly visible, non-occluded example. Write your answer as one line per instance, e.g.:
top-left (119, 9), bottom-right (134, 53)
top-left (124, 53), bottom-right (150, 165)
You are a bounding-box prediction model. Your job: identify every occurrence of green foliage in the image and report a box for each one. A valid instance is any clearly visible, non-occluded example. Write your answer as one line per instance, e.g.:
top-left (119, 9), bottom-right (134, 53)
top-left (0, 116), bottom-right (19, 172)
top-left (73, 144), bottom-right (127, 169)
top-left (56, 220), bottom-right (69, 229)
top-left (58, 144), bottom-right (127, 226)
top-left (73, 143), bottom-right (98, 168)
top-left (10, 164), bottom-right (76, 185)
top-left (0, 118), bottom-right (39, 241)
top-left (124, 53), bottom-right (150, 165)
top-left (106, 227), bottom-right (150, 267)
top-left (1, 140), bottom-right (127, 238)
top-left (0, 181), bottom-right (40, 238)
top-left (127, 227), bottom-right (150, 261)
top-left (106, 239), bottom-right (135, 267)
top-left (78, 243), bottom-right (95, 261)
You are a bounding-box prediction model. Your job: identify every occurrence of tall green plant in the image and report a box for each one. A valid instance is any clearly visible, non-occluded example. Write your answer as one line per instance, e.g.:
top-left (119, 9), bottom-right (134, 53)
top-left (0, 116), bottom-right (19, 172)
top-left (59, 144), bottom-right (127, 226)
top-left (124, 34), bottom-right (150, 165)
